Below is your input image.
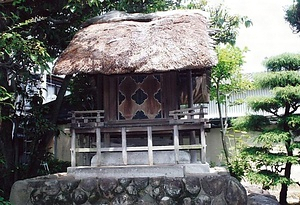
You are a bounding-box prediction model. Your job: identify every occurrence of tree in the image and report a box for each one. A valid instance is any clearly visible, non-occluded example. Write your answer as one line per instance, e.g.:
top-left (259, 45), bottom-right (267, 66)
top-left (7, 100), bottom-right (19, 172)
top-left (210, 44), bottom-right (250, 170)
top-left (232, 53), bottom-right (300, 205)
top-left (194, 3), bottom-right (253, 176)
top-left (285, 0), bottom-right (300, 34)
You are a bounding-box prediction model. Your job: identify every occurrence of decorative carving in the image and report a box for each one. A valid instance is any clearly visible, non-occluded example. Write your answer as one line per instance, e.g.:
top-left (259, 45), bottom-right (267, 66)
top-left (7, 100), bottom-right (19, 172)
top-left (118, 75), bottom-right (162, 120)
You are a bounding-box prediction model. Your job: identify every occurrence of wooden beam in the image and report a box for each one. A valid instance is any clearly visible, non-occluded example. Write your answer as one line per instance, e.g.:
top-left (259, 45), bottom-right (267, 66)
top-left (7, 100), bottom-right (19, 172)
top-left (75, 144), bottom-right (202, 153)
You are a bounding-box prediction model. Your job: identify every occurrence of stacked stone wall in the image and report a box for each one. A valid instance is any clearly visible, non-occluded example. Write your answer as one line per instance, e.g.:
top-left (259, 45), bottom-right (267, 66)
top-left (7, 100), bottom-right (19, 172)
top-left (10, 173), bottom-right (247, 205)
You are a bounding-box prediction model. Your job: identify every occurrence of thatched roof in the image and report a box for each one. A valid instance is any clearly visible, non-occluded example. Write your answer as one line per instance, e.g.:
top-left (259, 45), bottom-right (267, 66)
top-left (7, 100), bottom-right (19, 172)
top-left (53, 10), bottom-right (217, 75)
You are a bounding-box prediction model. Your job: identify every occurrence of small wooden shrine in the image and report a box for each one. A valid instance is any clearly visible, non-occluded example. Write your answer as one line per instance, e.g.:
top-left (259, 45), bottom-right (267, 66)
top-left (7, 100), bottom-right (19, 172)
top-left (53, 10), bottom-right (217, 171)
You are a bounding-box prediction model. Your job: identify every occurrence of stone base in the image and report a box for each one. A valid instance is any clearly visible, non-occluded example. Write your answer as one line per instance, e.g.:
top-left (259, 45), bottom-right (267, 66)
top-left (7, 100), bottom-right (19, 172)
top-left (67, 163), bottom-right (210, 179)
top-left (10, 172), bottom-right (248, 205)
top-left (91, 150), bottom-right (191, 166)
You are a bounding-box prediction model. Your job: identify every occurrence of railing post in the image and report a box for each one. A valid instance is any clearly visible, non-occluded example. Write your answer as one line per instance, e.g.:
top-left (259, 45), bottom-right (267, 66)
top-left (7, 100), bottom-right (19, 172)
top-left (71, 129), bottom-right (76, 167)
top-left (147, 126), bottom-right (154, 165)
top-left (173, 125), bottom-right (179, 164)
top-left (96, 127), bottom-right (101, 166)
top-left (200, 123), bottom-right (206, 163)
top-left (121, 127), bottom-right (128, 165)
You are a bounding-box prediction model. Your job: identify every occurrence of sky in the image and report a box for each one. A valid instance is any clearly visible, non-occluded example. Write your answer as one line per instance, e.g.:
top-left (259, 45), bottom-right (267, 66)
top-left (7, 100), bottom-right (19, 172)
top-left (208, 0), bottom-right (300, 73)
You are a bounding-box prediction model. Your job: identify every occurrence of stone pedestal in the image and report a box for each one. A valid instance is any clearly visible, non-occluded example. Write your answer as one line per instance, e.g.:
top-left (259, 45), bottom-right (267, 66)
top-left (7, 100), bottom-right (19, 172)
top-left (10, 172), bottom-right (248, 205)
top-left (67, 163), bottom-right (210, 179)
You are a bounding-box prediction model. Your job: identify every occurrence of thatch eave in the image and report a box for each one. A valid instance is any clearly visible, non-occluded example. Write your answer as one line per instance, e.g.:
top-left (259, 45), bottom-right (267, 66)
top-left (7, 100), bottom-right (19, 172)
top-left (53, 10), bottom-right (217, 76)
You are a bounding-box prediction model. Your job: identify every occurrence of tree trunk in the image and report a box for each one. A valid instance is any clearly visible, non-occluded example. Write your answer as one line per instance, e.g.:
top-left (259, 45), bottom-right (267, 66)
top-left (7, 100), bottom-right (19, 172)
top-left (216, 86), bottom-right (229, 165)
top-left (49, 75), bottom-right (72, 125)
top-left (0, 105), bottom-right (15, 199)
top-left (279, 140), bottom-right (293, 205)
top-left (0, 69), bottom-right (16, 199)
top-left (26, 75), bottom-right (72, 176)
top-left (46, 74), bottom-right (72, 145)
top-left (279, 161), bottom-right (291, 205)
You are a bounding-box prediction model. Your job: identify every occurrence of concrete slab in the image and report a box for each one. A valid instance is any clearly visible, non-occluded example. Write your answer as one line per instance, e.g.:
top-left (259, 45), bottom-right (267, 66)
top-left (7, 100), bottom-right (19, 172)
top-left (91, 150), bottom-right (190, 166)
top-left (67, 165), bottom-right (186, 179)
top-left (184, 163), bottom-right (210, 175)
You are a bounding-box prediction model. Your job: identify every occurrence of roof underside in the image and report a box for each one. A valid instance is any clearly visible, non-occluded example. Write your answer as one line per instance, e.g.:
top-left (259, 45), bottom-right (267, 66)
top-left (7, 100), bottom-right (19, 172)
top-left (53, 10), bottom-right (217, 75)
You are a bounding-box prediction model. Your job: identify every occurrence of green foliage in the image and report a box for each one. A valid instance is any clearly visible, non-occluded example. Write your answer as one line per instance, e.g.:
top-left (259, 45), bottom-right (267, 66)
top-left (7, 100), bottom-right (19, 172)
top-left (0, 196), bottom-right (11, 205)
top-left (211, 44), bottom-right (249, 102)
top-left (220, 127), bottom-right (251, 181)
top-left (232, 53), bottom-right (300, 204)
top-left (250, 71), bottom-right (300, 115)
top-left (181, 0), bottom-right (207, 10)
top-left (247, 96), bottom-right (282, 114)
top-left (68, 74), bottom-right (97, 110)
top-left (0, 86), bottom-right (13, 108)
top-left (273, 86), bottom-right (300, 113)
top-left (0, 0), bottom-right (180, 199)
top-left (285, 0), bottom-right (300, 34)
top-left (0, 31), bottom-right (51, 72)
top-left (208, 4), bottom-right (252, 45)
top-left (180, 2), bottom-right (252, 45)
top-left (255, 130), bottom-right (291, 147)
top-left (253, 71), bottom-right (300, 89)
top-left (37, 153), bottom-right (70, 176)
top-left (246, 170), bottom-right (291, 190)
top-left (263, 53), bottom-right (300, 71)
top-left (241, 145), bottom-right (298, 189)
top-left (286, 115), bottom-right (300, 132)
top-left (242, 146), bottom-right (298, 169)
top-left (210, 44), bottom-right (250, 172)
top-left (227, 157), bottom-right (249, 182)
top-left (114, 0), bottom-right (178, 13)
top-left (231, 115), bottom-right (270, 131)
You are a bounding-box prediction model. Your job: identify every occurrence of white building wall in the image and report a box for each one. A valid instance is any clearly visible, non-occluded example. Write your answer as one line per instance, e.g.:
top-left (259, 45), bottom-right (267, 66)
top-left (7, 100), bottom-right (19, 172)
top-left (207, 88), bottom-right (273, 119)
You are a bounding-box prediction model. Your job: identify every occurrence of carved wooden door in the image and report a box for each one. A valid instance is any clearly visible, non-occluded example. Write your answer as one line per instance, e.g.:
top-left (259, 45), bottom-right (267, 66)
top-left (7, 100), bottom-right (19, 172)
top-left (118, 75), bottom-right (162, 120)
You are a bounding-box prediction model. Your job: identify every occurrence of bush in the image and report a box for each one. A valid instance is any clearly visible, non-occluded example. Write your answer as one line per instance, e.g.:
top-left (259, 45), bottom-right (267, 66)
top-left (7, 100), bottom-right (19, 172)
top-left (37, 153), bottom-right (70, 176)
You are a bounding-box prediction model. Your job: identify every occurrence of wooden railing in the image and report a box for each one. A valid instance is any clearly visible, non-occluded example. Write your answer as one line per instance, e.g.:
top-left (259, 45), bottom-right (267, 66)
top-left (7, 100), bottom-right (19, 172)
top-left (71, 110), bottom-right (105, 128)
top-left (70, 106), bottom-right (209, 167)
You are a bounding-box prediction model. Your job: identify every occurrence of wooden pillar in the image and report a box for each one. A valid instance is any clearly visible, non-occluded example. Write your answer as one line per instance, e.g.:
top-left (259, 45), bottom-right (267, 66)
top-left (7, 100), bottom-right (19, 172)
top-left (200, 105), bottom-right (207, 163)
top-left (147, 126), bottom-right (154, 165)
top-left (121, 127), bottom-right (128, 165)
top-left (200, 123), bottom-right (207, 163)
top-left (96, 127), bottom-right (101, 166)
top-left (71, 129), bottom-right (76, 167)
top-left (173, 125), bottom-right (179, 164)
top-left (187, 70), bottom-right (197, 162)
top-left (103, 133), bottom-right (110, 147)
top-left (187, 70), bottom-right (193, 108)
top-left (96, 74), bottom-right (103, 110)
